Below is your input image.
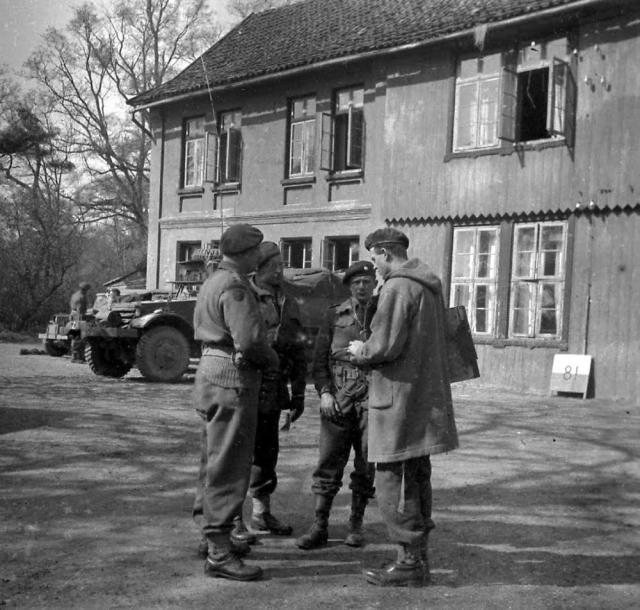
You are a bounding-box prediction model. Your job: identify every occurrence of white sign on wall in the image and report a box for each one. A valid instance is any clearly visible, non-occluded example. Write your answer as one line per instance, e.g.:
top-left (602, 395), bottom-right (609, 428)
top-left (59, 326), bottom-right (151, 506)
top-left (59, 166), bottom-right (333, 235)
top-left (549, 354), bottom-right (593, 399)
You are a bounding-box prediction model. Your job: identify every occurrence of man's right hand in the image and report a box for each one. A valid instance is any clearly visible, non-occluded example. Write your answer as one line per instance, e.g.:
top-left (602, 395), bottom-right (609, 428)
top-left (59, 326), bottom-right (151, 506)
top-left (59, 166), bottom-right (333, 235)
top-left (319, 392), bottom-right (340, 421)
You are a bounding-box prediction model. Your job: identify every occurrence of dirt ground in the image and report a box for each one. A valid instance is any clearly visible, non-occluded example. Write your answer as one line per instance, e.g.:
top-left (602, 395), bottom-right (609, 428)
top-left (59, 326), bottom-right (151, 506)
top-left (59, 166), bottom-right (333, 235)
top-left (0, 341), bottom-right (638, 610)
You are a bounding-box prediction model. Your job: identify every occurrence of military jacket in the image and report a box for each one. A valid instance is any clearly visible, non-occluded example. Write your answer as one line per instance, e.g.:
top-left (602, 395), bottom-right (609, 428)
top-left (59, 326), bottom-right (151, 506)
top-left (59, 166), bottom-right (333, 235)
top-left (250, 277), bottom-right (307, 410)
top-left (313, 297), bottom-right (376, 400)
top-left (194, 260), bottom-right (278, 378)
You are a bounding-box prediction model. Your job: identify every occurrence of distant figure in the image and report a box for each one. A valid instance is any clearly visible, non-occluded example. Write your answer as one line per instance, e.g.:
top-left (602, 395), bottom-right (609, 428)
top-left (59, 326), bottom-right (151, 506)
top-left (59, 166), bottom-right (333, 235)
top-left (107, 288), bottom-right (121, 308)
top-left (348, 228), bottom-right (459, 587)
top-left (69, 282), bottom-right (91, 363)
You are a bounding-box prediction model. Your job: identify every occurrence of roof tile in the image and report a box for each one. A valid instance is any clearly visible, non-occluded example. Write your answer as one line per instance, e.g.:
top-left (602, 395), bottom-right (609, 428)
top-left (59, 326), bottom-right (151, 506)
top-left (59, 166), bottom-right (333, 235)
top-left (129, 0), bottom-right (589, 107)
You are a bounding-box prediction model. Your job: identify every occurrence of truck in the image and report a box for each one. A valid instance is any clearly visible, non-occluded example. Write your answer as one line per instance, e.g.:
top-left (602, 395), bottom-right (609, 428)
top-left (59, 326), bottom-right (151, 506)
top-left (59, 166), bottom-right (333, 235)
top-left (82, 268), bottom-right (350, 383)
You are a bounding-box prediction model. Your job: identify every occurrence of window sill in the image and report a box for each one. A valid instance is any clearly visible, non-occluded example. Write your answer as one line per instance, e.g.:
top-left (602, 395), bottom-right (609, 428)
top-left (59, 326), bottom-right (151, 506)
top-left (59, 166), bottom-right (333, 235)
top-left (177, 186), bottom-right (205, 196)
top-left (213, 182), bottom-right (241, 194)
top-left (445, 138), bottom-right (566, 162)
top-left (281, 175), bottom-right (316, 187)
top-left (325, 169), bottom-right (364, 184)
top-left (474, 336), bottom-right (568, 350)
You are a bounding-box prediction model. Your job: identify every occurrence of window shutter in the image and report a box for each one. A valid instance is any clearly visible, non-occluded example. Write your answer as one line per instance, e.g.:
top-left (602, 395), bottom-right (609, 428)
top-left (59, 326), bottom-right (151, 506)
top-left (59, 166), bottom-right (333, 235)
top-left (204, 132), bottom-right (218, 183)
top-left (347, 107), bottom-right (364, 168)
top-left (227, 127), bottom-right (242, 182)
top-left (498, 52), bottom-right (518, 142)
top-left (548, 57), bottom-right (577, 147)
top-left (218, 131), bottom-right (228, 182)
top-left (320, 112), bottom-right (334, 171)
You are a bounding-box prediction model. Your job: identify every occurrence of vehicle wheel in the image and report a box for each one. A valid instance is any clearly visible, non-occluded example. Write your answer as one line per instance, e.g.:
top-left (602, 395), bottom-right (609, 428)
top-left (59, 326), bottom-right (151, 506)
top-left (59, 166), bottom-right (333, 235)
top-left (43, 339), bottom-right (68, 357)
top-left (85, 339), bottom-right (132, 378)
top-left (136, 326), bottom-right (190, 382)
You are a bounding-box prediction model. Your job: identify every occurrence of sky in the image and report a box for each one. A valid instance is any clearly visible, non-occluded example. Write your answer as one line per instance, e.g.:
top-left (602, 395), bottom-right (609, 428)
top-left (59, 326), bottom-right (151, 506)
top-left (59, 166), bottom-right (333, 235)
top-left (0, 0), bottom-right (233, 71)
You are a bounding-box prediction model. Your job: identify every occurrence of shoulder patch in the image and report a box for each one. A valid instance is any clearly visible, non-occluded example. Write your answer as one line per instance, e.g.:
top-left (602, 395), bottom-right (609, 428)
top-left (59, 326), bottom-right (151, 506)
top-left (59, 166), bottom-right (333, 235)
top-left (232, 288), bottom-right (246, 302)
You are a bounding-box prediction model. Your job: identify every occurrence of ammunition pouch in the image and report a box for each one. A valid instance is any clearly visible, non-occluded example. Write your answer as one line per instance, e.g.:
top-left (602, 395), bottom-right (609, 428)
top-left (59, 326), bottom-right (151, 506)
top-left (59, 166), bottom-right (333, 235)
top-left (331, 363), bottom-right (369, 414)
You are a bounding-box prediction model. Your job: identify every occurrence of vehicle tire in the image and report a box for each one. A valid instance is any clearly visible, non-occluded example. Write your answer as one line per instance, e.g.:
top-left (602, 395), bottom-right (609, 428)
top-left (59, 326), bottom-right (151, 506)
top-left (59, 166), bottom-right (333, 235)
top-left (135, 326), bottom-right (190, 382)
top-left (43, 339), bottom-right (68, 357)
top-left (85, 339), bottom-right (132, 378)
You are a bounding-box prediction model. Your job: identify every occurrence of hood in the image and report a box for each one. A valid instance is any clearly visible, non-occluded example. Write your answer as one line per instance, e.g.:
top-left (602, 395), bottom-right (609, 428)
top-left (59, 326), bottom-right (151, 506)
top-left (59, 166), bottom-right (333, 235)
top-left (387, 258), bottom-right (442, 296)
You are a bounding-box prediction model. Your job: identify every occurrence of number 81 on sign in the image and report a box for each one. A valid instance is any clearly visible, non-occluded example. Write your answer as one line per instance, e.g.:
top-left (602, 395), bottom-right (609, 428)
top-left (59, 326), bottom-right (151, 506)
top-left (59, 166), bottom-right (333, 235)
top-left (549, 354), bottom-right (593, 399)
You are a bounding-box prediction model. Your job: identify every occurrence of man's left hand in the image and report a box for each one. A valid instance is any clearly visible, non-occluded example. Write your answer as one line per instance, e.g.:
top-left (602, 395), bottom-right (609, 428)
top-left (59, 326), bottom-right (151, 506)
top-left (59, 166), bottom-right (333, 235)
top-left (289, 395), bottom-right (305, 422)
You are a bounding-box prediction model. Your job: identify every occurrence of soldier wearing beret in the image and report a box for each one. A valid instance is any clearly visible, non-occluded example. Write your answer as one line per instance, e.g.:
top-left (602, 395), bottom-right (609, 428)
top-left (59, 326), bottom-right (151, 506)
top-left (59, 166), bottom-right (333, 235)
top-left (348, 227), bottom-right (458, 587)
top-left (296, 260), bottom-right (377, 550)
top-left (231, 241), bottom-right (307, 542)
top-left (192, 223), bottom-right (279, 581)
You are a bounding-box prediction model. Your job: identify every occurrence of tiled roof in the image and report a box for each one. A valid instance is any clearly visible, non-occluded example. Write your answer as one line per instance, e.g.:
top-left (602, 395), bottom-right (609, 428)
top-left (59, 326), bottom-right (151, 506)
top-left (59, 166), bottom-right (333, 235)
top-left (129, 0), bottom-right (593, 107)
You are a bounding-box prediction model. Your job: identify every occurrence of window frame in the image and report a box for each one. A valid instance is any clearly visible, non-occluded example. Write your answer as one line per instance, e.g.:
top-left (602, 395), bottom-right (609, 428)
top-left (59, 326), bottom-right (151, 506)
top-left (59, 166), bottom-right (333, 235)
top-left (509, 220), bottom-right (568, 339)
top-left (175, 240), bottom-right (202, 283)
top-left (450, 226), bottom-right (500, 336)
top-left (320, 85), bottom-right (364, 173)
top-left (182, 117), bottom-right (205, 188)
top-left (287, 96), bottom-right (316, 178)
top-left (281, 238), bottom-right (312, 269)
top-left (451, 36), bottom-right (576, 154)
top-left (323, 236), bottom-right (360, 272)
top-left (211, 109), bottom-right (242, 186)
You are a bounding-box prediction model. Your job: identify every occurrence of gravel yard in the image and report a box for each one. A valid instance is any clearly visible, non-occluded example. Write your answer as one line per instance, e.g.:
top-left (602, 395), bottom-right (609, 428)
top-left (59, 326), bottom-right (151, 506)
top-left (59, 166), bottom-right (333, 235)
top-left (1, 342), bottom-right (638, 609)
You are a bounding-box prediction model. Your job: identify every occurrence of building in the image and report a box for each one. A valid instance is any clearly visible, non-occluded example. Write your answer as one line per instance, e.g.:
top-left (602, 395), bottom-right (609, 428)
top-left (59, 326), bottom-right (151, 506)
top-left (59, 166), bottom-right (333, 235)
top-left (128, 0), bottom-right (640, 399)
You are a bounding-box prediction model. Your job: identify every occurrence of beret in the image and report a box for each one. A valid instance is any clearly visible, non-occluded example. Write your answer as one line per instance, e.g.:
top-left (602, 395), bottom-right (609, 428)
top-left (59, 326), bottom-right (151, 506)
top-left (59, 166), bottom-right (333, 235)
top-left (256, 241), bottom-right (281, 269)
top-left (343, 260), bottom-right (376, 285)
top-left (364, 227), bottom-right (409, 250)
top-left (220, 223), bottom-right (263, 255)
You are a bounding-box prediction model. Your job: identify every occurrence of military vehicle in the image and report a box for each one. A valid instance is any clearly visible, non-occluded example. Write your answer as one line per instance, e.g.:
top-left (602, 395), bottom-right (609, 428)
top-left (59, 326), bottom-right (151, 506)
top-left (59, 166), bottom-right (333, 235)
top-left (82, 267), bottom-right (349, 383)
top-left (38, 313), bottom-right (76, 357)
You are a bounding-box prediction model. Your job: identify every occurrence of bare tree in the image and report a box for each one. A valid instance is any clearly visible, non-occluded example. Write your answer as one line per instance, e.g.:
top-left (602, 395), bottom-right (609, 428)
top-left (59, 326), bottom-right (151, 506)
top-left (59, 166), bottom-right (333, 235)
top-left (0, 91), bottom-right (82, 330)
top-left (226, 0), bottom-right (298, 20)
top-left (27, 0), bottom-right (220, 238)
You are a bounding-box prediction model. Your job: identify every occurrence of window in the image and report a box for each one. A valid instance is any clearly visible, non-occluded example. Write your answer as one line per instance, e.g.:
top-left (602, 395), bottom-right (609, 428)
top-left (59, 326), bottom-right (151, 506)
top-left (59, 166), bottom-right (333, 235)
top-left (453, 53), bottom-right (502, 150)
top-left (510, 221), bottom-right (567, 338)
top-left (209, 110), bottom-right (242, 184)
top-left (450, 227), bottom-right (499, 334)
top-left (324, 237), bottom-right (359, 272)
top-left (321, 86), bottom-right (364, 172)
top-left (450, 220), bottom-right (568, 341)
top-left (282, 239), bottom-right (312, 268)
top-left (176, 241), bottom-right (202, 282)
top-left (183, 117), bottom-right (205, 187)
top-left (452, 37), bottom-right (576, 152)
top-left (288, 96), bottom-right (316, 177)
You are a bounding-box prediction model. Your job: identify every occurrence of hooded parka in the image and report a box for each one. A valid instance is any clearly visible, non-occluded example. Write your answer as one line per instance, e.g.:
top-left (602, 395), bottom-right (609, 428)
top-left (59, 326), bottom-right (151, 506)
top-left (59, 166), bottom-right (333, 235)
top-left (351, 258), bottom-right (458, 462)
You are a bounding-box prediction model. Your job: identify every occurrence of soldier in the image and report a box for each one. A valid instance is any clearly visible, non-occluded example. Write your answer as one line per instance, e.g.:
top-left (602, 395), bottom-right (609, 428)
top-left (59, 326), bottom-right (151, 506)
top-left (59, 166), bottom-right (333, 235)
top-left (69, 281), bottom-right (91, 363)
top-left (192, 223), bottom-right (279, 582)
top-left (348, 228), bottom-right (459, 587)
top-left (231, 241), bottom-right (307, 543)
top-left (296, 261), bottom-right (377, 550)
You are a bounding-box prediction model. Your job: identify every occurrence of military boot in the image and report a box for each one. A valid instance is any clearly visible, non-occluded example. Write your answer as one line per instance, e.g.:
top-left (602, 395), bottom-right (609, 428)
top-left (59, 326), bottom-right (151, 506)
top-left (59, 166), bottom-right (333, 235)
top-left (364, 543), bottom-right (425, 587)
top-left (198, 534), bottom-right (250, 559)
top-left (295, 495), bottom-right (333, 550)
top-left (203, 534), bottom-right (262, 581)
top-left (344, 494), bottom-right (368, 547)
top-left (231, 515), bottom-right (257, 545)
top-left (250, 495), bottom-right (292, 536)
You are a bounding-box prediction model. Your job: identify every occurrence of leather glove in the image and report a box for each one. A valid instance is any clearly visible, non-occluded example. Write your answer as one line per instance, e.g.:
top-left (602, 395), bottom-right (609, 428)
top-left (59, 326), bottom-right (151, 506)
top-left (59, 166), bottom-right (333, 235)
top-left (289, 394), bottom-right (305, 422)
top-left (319, 392), bottom-right (341, 422)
